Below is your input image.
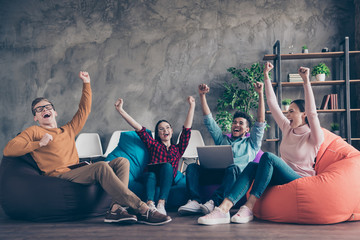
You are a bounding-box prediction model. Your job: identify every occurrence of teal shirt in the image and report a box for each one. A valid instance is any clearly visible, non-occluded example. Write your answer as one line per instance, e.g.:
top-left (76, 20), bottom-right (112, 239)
top-left (204, 113), bottom-right (266, 171)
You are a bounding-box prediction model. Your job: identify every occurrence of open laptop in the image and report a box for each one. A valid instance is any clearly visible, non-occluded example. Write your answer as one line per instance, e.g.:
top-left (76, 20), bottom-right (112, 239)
top-left (196, 145), bottom-right (234, 169)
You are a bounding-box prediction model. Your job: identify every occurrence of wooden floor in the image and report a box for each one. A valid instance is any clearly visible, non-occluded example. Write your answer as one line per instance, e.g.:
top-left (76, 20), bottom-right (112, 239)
top-left (1, 207), bottom-right (360, 240)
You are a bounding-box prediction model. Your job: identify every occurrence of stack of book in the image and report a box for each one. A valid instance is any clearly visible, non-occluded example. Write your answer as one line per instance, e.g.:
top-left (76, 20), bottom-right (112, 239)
top-left (320, 94), bottom-right (338, 109)
top-left (288, 73), bottom-right (302, 82)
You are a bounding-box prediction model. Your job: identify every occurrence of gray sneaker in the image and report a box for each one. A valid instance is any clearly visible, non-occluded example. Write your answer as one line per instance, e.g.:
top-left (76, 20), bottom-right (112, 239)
top-left (178, 200), bottom-right (202, 215)
top-left (200, 200), bottom-right (215, 215)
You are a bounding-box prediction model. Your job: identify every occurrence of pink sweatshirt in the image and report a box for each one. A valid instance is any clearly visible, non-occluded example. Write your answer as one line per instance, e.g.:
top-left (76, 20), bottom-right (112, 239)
top-left (265, 78), bottom-right (324, 177)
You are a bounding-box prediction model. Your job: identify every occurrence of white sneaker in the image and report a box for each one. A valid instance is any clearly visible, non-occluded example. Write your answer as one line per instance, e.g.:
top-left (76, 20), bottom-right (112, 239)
top-left (156, 203), bottom-right (167, 216)
top-left (147, 202), bottom-right (157, 211)
top-left (200, 200), bottom-right (214, 215)
top-left (178, 200), bottom-right (202, 215)
top-left (231, 205), bottom-right (254, 224)
top-left (198, 207), bottom-right (230, 225)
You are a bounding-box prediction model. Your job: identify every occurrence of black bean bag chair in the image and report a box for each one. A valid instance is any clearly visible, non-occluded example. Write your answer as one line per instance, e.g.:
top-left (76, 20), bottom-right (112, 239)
top-left (0, 154), bottom-right (111, 222)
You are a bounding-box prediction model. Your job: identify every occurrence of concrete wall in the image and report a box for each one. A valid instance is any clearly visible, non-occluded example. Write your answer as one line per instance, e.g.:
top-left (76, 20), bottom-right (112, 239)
top-left (0, 0), bottom-right (356, 156)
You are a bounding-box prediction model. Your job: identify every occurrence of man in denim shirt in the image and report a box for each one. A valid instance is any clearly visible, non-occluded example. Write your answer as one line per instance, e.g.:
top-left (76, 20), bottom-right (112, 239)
top-left (178, 83), bottom-right (266, 215)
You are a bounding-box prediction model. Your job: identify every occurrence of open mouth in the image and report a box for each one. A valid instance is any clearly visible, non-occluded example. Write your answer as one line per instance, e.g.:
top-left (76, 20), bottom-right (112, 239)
top-left (43, 113), bottom-right (51, 118)
top-left (233, 129), bottom-right (240, 133)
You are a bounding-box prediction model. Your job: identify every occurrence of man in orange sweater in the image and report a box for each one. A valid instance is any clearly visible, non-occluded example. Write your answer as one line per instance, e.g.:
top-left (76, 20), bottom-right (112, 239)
top-left (3, 71), bottom-right (171, 225)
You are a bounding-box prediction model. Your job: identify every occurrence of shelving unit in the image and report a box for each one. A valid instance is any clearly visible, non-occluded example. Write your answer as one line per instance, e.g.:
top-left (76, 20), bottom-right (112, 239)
top-left (263, 37), bottom-right (360, 154)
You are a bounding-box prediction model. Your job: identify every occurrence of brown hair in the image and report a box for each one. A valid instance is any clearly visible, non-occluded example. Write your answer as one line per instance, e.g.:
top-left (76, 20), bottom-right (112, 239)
top-left (31, 97), bottom-right (55, 115)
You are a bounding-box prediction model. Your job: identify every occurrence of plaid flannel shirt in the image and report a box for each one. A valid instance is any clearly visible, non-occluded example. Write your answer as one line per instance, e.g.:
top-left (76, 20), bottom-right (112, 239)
top-left (137, 126), bottom-right (191, 178)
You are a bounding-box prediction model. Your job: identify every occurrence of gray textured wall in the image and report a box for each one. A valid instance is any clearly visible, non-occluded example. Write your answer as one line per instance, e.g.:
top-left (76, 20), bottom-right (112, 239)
top-left (0, 0), bottom-right (355, 155)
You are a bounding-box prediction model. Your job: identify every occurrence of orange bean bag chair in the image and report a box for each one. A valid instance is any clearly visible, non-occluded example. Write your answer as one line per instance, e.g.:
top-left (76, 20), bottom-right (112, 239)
top-left (252, 128), bottom-right (360, 224)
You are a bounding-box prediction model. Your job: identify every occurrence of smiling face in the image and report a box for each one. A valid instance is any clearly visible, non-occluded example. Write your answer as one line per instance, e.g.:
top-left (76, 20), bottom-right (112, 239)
top-left (231, 117), bottom-right (250, 139)
top-left (33, 100), bottom-right (58, 128)
top-left (286, 102), bottom-right (306, 129)
top-left (156, 121), bottom-right (173, 143)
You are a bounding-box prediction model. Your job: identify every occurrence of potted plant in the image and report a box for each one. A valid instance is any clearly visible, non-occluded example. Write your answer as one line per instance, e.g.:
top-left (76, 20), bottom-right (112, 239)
top-left (281, 98), bottom-right (292, 111)
top-left (311, 62), bottom-right (330, 81)
top-left (216, 62), bottom-right (265, 132)
top-left (330, 123), bottom-right (340, 135)
top-left (302, 45), bottom-right (308, 53)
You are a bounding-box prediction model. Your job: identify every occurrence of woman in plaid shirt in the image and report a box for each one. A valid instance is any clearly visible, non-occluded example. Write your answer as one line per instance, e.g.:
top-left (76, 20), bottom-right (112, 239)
top-left (115, 96), bottom-right (195, 216)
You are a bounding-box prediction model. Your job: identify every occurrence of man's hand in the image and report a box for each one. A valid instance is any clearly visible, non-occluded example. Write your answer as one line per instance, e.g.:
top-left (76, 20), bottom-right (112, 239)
top-left (198, 84), bottom-right (210, 95)
top-left (298, 67), bottom-right (310, 84)
top-left (114, 98), bottom-right (124, 113)
top-left (39, 133), bottom-right (53, 147)
top-left (254, 82), bottom-right (264, 94)
top-left (187, 96), bottom-right (195, 106)
top-left (79, 71), bottom-right (90, 83)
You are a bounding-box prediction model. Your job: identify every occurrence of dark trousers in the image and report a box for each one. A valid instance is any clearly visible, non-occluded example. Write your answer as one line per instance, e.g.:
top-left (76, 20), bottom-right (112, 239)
top-left (186, 163), bottom-right (241, 206)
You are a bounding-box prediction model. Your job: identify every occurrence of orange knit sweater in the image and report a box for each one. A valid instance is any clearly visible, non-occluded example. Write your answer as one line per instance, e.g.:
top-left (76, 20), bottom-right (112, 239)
top-left (3, 83), bottom-right (92, 176)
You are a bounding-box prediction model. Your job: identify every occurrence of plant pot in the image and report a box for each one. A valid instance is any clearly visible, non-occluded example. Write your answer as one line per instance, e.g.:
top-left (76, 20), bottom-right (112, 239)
top-left (315, 73), bottom-right (326, 81)
top-left (302, 49), bottom-right (308, 53)
top-left (282, 105), bottom-right (289, 111)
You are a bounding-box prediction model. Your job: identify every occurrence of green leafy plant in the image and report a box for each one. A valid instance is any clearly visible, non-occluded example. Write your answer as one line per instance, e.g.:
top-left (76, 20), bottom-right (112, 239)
top-left (215, 62), bottom-right (265, 132)
top-left (302, 45), bottom-right (308, 50)
top-left (311, 63), bottom-right (330, 76)
top-left (330, 123), bottom-right (339, 131)
top-left (281, 98), bottom-right (292, 106)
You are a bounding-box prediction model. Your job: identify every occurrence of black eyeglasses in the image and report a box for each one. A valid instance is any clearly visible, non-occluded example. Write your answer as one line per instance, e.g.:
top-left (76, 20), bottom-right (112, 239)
top-left (33, 104), bottom-right (54, 114)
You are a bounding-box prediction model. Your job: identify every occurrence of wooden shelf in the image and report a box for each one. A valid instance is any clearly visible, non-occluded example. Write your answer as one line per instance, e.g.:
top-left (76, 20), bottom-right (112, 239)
top-left (264, 38), bottom-right (358, 148)
top-left (266, 109), bottom-right (360, 114)
top-left (266, 137), bottom-right (360, 142)
top-left (263, 51), bottom-right (360, 61)
top-left (271, 79), bottom-right (360, 87)
top-left (264, 139), bottom-right (280, 142)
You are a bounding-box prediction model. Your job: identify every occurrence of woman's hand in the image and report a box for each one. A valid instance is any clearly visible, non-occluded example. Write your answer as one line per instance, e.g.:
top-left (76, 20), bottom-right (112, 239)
top-left (187, 96), bottom-right (195, 106)
top-left (114, 98), bottom-right (124, 113)
top-left (298, 67), bottom-right (310, 84)
top-left (264, 62), bottom-right (274, 75)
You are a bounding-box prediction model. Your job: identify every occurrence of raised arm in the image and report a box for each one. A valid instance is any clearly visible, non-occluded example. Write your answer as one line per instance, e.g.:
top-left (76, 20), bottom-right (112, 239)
top-left (298, 67), bottom-right (324, 146)
top-left (264, 62), bottom-right (288, 129)
top-left (198, 84), bottom-right (211, 116)
top-left (115, 98), bottom-right (142, 131)
top-left (64, 71), bottom-right (92, 135)
top-left (254, 82), bottom-right (265, 123)
top-left (184, 96), bottom-right (195, 128)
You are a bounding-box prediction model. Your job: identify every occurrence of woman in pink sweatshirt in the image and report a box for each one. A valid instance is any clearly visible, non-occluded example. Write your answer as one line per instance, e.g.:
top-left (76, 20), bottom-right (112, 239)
top-left (198, 62), bottom-right (324, 226)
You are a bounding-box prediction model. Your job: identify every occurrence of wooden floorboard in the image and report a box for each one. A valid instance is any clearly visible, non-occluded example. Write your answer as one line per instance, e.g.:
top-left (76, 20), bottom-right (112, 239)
top-left (1, 208), bottom-right (360, 240)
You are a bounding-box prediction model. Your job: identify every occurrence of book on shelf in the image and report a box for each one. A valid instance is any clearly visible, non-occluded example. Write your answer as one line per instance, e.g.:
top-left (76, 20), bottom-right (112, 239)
top-left (320, 94), bottom-right (338, 110)
top-left (288, 73), bottom-right (302, 82)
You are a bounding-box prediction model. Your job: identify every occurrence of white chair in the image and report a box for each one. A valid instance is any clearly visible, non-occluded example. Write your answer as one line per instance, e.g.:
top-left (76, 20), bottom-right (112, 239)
top-left (177, 130), bottom-right (205, 172)
top-left (103, 130), bottom-right (124, 157)
top-left (103, 130), bottom-right (155, 157)
top-left (75, 133), bottom-right (103, 158)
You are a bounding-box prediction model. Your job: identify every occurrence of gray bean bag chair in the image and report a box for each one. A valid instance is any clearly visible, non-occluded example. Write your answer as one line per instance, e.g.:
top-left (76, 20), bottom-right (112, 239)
top-left (0, 154), bottom-right (111, 222)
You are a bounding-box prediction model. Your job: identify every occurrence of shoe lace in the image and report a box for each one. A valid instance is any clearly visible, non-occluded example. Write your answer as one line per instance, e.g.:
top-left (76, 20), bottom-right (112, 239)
top-left (145, 208), bottom-right (157, 219)
top-left (204, 208), bottom-right (221, 218)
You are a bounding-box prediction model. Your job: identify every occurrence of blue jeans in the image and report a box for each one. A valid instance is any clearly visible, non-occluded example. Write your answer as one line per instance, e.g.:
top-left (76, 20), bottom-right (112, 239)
top-left (144, 163), bottom-right (174, 202)
top-left (186, 163), bottom-right (241, 205)
top-left (227, 152), bottom-right (301, 204)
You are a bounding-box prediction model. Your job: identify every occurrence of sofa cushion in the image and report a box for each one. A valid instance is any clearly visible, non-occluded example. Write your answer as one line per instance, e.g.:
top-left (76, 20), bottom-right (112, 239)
top-left (105, 130), bottom-right (151, 181)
